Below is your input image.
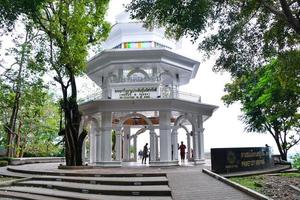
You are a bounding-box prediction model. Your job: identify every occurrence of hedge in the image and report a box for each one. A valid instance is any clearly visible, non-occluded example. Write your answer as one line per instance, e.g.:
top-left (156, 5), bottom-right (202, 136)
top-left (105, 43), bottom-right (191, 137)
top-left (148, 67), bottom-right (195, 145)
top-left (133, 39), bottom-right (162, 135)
top-left (0, 160), bottom-right (8, 167)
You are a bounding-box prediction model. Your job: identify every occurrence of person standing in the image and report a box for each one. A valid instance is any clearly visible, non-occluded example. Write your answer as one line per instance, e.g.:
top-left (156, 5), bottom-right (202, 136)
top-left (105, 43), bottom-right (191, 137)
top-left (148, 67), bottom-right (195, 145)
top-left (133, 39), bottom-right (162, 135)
top-left (178, 141), bottom-right (186, 161)
top-left (138, 150), bottom-right (143, 160)
top-left (142, 143), bottom-right (148, 164)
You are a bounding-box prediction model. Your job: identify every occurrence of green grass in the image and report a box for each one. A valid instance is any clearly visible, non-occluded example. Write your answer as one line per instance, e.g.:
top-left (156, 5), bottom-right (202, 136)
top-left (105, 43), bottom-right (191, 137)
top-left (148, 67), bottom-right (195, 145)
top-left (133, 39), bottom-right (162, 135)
top-left (279, 172), bottom-right (300, 178)
top-left (230, 176), bottom-right (264, 192)
top-left (0, 176), bottom-right (16, 182)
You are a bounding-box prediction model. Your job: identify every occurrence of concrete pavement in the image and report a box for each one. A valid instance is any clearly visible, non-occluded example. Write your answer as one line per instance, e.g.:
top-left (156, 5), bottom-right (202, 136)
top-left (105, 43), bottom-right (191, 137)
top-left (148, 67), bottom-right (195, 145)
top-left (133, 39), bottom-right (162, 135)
top-left (0, 162), bottom-right (256, 200)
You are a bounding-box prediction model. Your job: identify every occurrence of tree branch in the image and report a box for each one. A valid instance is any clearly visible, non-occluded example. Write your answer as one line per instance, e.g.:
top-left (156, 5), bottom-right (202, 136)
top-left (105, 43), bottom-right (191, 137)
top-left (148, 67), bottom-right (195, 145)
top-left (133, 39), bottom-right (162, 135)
top-left (279, 0), bottom-right (300, 33)
top-left (260, 0), bottom-right (286, 18)
top-left (287, 136), bottom-right (300, 151)
top-left (260, 0), bottom-right (300, 33)
top-left (264, 123), bottom-right (276, 138)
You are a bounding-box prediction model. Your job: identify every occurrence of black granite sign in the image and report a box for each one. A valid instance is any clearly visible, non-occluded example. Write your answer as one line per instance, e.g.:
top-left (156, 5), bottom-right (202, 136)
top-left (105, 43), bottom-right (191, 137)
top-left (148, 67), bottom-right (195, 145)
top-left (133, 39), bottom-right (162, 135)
top-left (211, 147), bottom-right (273, 173)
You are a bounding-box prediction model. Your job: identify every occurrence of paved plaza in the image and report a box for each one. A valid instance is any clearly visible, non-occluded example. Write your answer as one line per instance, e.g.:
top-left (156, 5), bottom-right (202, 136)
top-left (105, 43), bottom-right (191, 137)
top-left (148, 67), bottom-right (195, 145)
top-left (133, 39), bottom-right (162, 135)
top-left (0, 162), bottom-right (256, 200)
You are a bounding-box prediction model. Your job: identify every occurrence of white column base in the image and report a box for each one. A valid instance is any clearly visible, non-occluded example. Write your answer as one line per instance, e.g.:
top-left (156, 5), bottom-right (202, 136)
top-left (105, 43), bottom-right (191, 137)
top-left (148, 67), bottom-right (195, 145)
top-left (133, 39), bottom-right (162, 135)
top-left (150, 160), bottom-right (179, 167)
top-left (193, 158), bottom-right (206, 165)
top-left (95, 161), bottom-right (122, 167)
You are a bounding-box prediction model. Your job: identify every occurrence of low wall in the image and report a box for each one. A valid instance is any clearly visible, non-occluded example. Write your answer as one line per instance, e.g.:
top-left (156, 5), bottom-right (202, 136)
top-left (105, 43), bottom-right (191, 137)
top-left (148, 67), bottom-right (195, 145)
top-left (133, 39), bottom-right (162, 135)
top-left (10, 157), bottom-right (65, 165)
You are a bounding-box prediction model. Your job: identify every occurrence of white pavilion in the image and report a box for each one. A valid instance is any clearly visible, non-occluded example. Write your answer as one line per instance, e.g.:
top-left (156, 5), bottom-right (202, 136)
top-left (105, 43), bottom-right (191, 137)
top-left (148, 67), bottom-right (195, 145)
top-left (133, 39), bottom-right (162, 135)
top-left (79, 12), bottom-right (218, 167)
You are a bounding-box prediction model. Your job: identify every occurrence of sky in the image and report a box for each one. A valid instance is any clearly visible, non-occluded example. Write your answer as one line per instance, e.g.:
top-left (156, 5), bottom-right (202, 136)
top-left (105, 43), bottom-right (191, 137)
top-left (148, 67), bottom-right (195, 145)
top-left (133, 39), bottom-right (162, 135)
top-left (102, 0), bottom-right (299, 156)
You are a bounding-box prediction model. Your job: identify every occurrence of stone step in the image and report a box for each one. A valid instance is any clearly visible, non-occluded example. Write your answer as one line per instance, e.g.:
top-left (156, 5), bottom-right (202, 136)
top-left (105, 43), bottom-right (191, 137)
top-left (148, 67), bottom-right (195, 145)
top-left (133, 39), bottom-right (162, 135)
top-left (0, 190), bottom-right (65, 200)
top-left (0, 167), bottom-right (32, 178)
top-left (14, 180), bottom-right (172, 196)
top-left (0, 186), bottom-right (172, 200)
top-left (7, 167), bottom-right (166, 178)
top-left (31, 175), bottom-right (168, 185)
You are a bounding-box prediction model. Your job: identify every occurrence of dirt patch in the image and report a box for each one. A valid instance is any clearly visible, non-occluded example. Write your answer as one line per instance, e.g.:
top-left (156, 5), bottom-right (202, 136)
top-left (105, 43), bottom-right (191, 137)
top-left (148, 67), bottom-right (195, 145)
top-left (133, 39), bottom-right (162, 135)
top-left (260, 174), bottom-right (299, 200)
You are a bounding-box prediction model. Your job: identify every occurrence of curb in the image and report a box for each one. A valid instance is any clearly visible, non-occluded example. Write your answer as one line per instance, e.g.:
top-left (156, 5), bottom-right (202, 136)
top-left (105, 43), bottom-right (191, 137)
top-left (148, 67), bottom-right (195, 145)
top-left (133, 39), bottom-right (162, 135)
top-left (7, 166), bottom-right (166, 177)
top-left (10, 157), bottom-right (65, 165)
top-left (30, 176), bottom-right (169, 186)
top-left (58, 165), bottom-right (93, 170)
top-left (221, 165), bottom-right (291, 178)
top-left (202, 168), bottom-right (273, 200)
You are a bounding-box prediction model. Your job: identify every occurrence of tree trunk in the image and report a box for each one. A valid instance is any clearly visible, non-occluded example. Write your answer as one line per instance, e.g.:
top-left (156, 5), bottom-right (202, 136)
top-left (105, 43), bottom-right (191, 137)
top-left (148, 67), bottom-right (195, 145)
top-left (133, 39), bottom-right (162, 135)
top-left (272, 131), bottom-right (288, 161)
top-left (15, 121), bottom-right (22, 158)
top-left (6, 90), bottom-right (21, 157)
top-left (6, 31), bottom-right (29, 157)
top-left (281, 151), bottom-right (287, 161)
top-left (61, 71), bottom-right (86, 166)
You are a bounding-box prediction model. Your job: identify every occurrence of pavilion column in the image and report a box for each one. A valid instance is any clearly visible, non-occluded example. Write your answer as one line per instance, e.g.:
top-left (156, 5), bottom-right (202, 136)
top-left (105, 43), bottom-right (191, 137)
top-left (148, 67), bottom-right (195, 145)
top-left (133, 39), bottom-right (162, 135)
top-left (149, 130), bottom-right (157, 162)
top-left (171, 129), bottom-right (177, 160)
top-left (159, 111), bottom-right (172, 161)
top-left (123, 126), bottom-right (130, 161)
top-left (198, 115), bottom-right (205, 160)
top-left (96, 112), bottom-right (120, 167)
top-left (89, 121), bottom-right (97, 164)
top-left (186, 132), bottom-right (191, 160)
top-left (101, 112), bottom-right (112, 162)
top-left (174, 132), bottom-right (178, 160)
top-left (133, 135), bottom-right (137, 161)
top-left (155, 134), bottom-right (159, 160)
top-left (199, 128), bottom-right (205, 160)
top-left (149, 111), bottom-right (177, 166)
top-left (192, 131), bottom-right (199, 160)
top-left (194, 115), bottom-right (205, 164)
top-left (115, 132), bottom-right (121, 161)
top-left (95, 130), bottom-right (101, 163)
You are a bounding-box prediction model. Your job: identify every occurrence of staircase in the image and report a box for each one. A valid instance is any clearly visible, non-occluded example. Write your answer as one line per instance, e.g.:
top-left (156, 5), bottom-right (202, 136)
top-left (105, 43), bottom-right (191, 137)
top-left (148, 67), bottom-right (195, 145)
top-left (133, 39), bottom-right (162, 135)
top-left (0, 168), bottom-right (172, 200)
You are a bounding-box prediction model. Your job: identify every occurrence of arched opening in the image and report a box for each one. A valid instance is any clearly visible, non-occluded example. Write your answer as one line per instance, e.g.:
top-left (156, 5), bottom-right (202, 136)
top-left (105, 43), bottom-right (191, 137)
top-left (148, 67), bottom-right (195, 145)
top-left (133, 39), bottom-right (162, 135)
top-left (117, 112), bottom-right (154, 164)
top-left (129, 127), bottom-right (149, 162)
top-left (173, 115), bottom-right (195, 165)
top-left (176, 125), bottom-right (193, 164)
top-left (127, 68), bottom-right (150, 82)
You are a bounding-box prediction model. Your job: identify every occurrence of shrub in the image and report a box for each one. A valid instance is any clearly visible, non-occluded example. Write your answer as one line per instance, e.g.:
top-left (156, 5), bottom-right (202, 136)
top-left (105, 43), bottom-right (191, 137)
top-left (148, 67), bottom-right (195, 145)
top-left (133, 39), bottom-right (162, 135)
top-left (0, 157), bottom-right (12, 163)
top-left (0, 160), bottom-right (8, 167)
top-left (291, 153), bottom-right (300, 170)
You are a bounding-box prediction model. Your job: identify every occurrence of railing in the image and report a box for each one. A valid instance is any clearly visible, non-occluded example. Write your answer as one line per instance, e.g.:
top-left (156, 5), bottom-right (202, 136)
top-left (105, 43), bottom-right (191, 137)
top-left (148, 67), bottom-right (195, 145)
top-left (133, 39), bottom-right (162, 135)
top-left (176, 91), bottom-right (201, 102)
top-left (78, 91), bottom-right (102, 104)
top-left (78, 90), bottom-right (201, 104)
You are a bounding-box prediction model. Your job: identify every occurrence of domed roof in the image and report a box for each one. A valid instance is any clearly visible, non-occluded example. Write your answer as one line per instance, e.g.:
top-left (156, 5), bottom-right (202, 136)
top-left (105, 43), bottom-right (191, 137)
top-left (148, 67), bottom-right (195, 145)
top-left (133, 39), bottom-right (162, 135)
top-left (102, 12), bottom-right (178, 50)
top-left (115, 11), bottom-right (137, 23)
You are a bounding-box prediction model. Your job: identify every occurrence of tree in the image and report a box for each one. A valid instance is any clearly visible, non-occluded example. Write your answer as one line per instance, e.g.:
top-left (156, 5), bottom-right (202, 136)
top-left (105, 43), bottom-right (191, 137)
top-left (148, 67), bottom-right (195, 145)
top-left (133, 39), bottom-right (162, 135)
top-left (0, 24), bottom-right (45, 157)
top-left (0, 23), bottom-right (62, 158)
top-left (222, 50), bottom-right (300, 161)
top-left (0, 81), bottom-right (62, 158)
top-left (127, 0), bottom-right (299, 76)
top-left (0, 1), bottom-right (110, 165)
top-left (0, 0), bottom-right (45, 31)
top-left (6, 0), bottom-right (110, 166)
top-left (20, 92), bottom-right (62, 158)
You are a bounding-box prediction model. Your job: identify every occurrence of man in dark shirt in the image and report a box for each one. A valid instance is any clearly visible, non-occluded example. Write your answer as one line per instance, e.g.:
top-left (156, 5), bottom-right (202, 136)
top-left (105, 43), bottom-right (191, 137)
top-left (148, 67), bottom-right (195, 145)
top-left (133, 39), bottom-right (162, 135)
top-left (178, 141), bottom-right (186, 161)
top-left (142, 143), bottom-right (148, 164)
